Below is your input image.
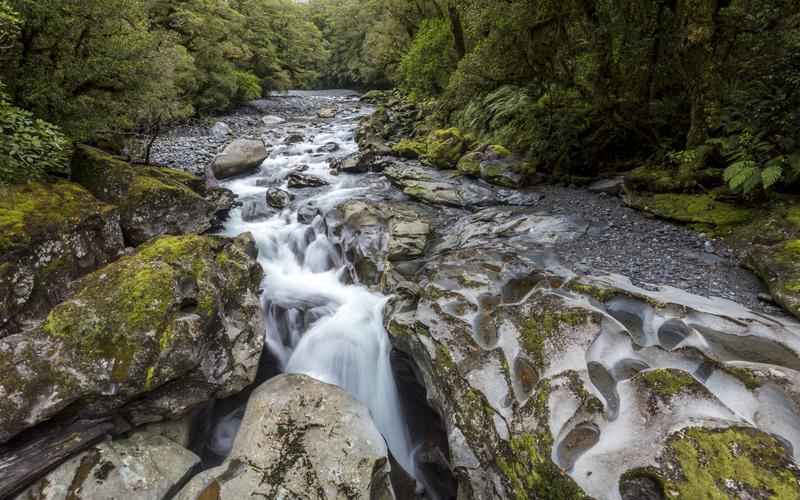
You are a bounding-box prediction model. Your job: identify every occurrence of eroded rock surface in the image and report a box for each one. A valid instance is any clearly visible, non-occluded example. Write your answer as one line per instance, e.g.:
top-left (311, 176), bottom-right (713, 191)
top-left (325, 182), bottom-right (800, 500)
top-left (175, 374), bottom-right (395, 500)
top-left (0, 233), bottom-right (264, 443)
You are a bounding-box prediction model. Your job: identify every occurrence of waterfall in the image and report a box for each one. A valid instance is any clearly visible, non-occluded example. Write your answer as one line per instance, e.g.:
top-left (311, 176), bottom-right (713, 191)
top-left (217, 93), bottom-right (417, 480)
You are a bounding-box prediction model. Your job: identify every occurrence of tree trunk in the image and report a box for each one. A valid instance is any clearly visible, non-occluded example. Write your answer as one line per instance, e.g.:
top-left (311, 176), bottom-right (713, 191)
top-left (447, 3), bottom-right (466, 60)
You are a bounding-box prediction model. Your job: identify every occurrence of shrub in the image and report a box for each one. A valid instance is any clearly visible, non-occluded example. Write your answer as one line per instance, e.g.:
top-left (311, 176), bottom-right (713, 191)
top-left (0, 87), bottom-right (72, 184)
top-left (399, 18), bottom-right (456, 97)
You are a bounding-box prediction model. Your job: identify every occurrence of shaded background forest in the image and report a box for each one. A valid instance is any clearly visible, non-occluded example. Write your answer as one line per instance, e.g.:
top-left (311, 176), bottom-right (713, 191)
top-left (1, 0), bottom-right (799, 199)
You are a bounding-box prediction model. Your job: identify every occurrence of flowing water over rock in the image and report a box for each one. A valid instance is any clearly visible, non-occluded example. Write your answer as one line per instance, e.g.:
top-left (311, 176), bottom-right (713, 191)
top-left (213, 92), bottom-right (421, 488)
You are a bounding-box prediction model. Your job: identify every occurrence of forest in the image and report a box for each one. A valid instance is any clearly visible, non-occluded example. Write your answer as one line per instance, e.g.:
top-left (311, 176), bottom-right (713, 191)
top-left (2, 0), bottom-right (799, 198)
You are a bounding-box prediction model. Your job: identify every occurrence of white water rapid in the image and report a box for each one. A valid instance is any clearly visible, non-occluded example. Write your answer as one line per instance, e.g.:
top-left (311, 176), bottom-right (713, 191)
top-left (216, 92), bottom-right (417, 480)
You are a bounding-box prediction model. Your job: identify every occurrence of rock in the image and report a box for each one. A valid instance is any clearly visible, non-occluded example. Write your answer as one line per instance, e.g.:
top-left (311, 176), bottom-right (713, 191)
top-left (211, 139), bottom-right (268, 179)
top-left (457, 144), bottom-right (528, 188)
top-left (261, 115), bottom-right (285, 126)
top-left (210, 121), bottom-right (232, 139)
top-left (0, 181), bottom-right (124, 337)
top-left (318, 107), bottom-right (337, 119)
top-left (287, 172), bottom-right (329, 189)
top-left (327, 200), bottom-right (432, 286)
top-left (332, 154), bottom-right (368, 174)
top-left (384, 163), bottom-right (513, 209)
top-left (143, 415), bottom-right (193, 448)
top-left (625, 426), bottom-right (800, 499)
top-left (317, 141), bottom-right (340, 153)
top-left (587, 177), bottom-right (625, 196)
top-left (174, 374), bottom-right (395, 500)
top-left (72, 146), bottom-right (217, 246)
top-left (266, 187), bottom-right (294, 209)
top-left (15, 432), bottom-right (200, 500)
top-left (391, 139), bottom-right (427, 159)
top-left (285, 134), bottom-right (305, 144)
top-left (624, 193), bottom-right (752, 227)
top-left (424, 128), bottom-right (471, 169)
top-left (327, 194), bottom-right (800, 499)
top-left (0, 233), bottom-right (264, 443)
top-left (749, 241), bottom-right (800, 319)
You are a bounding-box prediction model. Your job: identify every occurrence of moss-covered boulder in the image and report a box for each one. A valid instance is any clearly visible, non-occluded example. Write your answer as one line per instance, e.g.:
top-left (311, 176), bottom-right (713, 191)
top-left (622, 427), bottom-right (800, 500)
top-left (424, 128), bottom-right (472, 169)
top-left (456, 144), bottom-right (530, 188)
top-left (0, 233), bottom-right (264, 443)
top-left (71, 145), bottom-right (219, 246)
top-left (749, 240), bottom-right (800, 319)
top-left (625, 193), bottom-right (752, 232)
top-left (0, 181), bottom-right (124, 337)
top-left (392, 138), bottom-right (428, 159)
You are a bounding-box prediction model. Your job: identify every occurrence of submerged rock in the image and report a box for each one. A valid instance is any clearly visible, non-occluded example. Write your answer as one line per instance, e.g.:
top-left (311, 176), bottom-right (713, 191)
top-left (211, 139), bottom-right (268, 179)
top-left (14, 432), bottom-right (200, 500)
top-left (265, 187), bottom-right (294, 209)
top-left (318, 107), bottom-right (337, 119)
top-left (0, 233), bottom-right (264, 443)
top-left (72, 145), bottom-right (218, 246)
top-left (287, 172), bottom-right (329, 189)
top-left (174, 374), bottom-right (395, 500)
top-left (0, 180), bottom-right (124, 338)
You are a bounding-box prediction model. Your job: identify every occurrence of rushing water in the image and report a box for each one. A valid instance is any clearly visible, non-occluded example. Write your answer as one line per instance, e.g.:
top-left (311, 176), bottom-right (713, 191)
top-left (216, 93), bottom-right (418, 481)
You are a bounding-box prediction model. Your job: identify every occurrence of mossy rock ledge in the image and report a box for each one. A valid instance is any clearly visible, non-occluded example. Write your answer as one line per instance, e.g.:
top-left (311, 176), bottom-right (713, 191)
top-left (0, 233), bottom-right (264, 444)
top-left (72, 145), bottom-right (223, 246)
top-left (0, 180), bottom-right (125, 338)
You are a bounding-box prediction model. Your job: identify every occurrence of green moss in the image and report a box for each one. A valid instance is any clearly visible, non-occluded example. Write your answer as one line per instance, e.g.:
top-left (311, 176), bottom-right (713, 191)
top-left (637, 369), bottom-right (700, 400)
top-left (489, 144), bottom-right (511, 158)
top-left (781, 240), bottom-right (800, 259)
top-left (0, 181), bottom-right (112, 255)
top-left (520, 304), bottom-right (588, 370)
top-left (424, 128), bottom-right (471, 169)
top-left (722, 366), bottom-right (762, 391)
top-left (392, 139), bottom-right (428, 159)
top-left (497, 379), bottom-right (588, 500)
top-left (661, 427), bottom-right (800, 499)
top-left (456, 151), bottom-right (482, 176)
top-left (42, 235), bottom-right (222, 384)
top-left (787, 206), bottom-right (800, 227)
top-left (626, 193), bottom-right (752, 229)
top-left (566, 281), bottom-right (617, 302)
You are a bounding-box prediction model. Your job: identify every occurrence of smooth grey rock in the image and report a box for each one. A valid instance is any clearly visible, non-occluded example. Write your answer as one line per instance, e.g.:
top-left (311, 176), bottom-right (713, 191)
top-left (174, 374), bottom-right (395, 500)
top-left (261, 115), bottom-right (285, 126)
top-left (210, 122), bottom-right (232, 139)
top-left (317, 141), bottom-right (340, 153)
top-left (212, 140), bottom-right (268, 179)
top-left (14, 432), bottom-right (200, 500)
top-left (588, 177), bottom-right (625, 196)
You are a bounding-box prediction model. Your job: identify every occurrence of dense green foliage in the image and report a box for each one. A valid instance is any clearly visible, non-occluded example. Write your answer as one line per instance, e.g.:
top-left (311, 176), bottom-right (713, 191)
top-left (308, 0), bottom-right (800, 197)
top-left (0, 0), bottom-right (326, 146)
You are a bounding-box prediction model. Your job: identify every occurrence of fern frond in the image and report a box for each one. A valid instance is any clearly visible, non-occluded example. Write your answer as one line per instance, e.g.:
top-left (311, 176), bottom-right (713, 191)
top-left (761, 164), bottom-right (783, 189)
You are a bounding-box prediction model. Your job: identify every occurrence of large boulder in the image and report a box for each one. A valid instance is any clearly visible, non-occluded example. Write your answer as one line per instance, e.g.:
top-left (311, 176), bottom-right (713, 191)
top-left (0, 233), bottom-right (264, 444)
top-left (457, 144), bottom-right (528, 188)
top-left (14, 432), bottom-right (200, 500)
top-left (0, 181), bottom-right (124, 337)
top-left (72, 145), bottom-right (220, 246)
top-left (174, 374), bottom-right (396, 500)
top-left (383, 163), bottom-right (540, 209)
top-left (266, 187), bottom-right (294, 209)
top-left (211, 139), bottom-right (268, 179)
